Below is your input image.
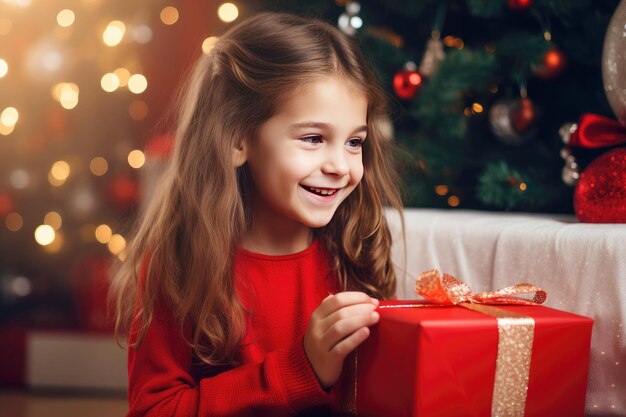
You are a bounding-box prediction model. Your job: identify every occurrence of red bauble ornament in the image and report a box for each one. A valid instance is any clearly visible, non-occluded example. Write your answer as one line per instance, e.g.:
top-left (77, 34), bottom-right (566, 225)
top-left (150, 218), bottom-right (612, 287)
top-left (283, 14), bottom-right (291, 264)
top-left (0, 193), bottom-right (13, 216)
top-left (70, 253), bottom-right (115, 332)
top-left (145, 134), bottom-right (174, 159)
top-left (534, 48), bottom-right (567, 79)
top-left (393, 69), bottom-right (422, 100)
top-left (107, 175), bottom-right (140, 211)
top-left (574, 148), bottom-right (626, 223)
top-left (508, 0), bottom-right (533, 11)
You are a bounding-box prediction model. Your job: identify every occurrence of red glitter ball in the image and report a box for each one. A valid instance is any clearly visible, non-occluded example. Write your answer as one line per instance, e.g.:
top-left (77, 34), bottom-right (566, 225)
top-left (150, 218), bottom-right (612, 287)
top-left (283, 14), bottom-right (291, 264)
top-left (574, 148), bottom-right (626, 223)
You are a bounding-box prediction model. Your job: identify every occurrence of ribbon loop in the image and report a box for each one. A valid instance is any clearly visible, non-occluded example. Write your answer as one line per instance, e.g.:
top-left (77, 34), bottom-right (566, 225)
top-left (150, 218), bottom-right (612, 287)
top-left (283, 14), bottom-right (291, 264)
top-left (569, 113), bottom-right (626, 148)
top-left (415, 269), bottom-right (547, 306)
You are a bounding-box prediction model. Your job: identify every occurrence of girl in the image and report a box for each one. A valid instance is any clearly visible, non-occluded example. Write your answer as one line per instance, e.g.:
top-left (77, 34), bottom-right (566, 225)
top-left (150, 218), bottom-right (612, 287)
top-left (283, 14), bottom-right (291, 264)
top-left (112, 11), bottom-right (404, 417)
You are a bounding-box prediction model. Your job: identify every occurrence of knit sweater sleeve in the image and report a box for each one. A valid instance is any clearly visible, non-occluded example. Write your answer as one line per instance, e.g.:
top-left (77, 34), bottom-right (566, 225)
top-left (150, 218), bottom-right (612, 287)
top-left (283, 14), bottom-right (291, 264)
top-left (126, 305), bottom-right (332, 417)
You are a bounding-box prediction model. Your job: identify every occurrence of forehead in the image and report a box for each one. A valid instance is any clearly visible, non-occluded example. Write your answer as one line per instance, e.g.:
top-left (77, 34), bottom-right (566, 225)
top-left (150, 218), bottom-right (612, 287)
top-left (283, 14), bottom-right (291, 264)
top-left (271, 76), bottom-right (368, 127)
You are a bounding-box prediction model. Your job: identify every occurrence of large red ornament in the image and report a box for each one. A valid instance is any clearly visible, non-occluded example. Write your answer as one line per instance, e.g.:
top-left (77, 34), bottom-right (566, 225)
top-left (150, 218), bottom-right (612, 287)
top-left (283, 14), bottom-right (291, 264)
top-left (534, 48), bottom-right (567, 79)
top-left (508, 0), bottom-right (533, 11)
top-left (393, 69), bottom-right (422, 100)
top-left (574, 148), bottom-right (626, 223)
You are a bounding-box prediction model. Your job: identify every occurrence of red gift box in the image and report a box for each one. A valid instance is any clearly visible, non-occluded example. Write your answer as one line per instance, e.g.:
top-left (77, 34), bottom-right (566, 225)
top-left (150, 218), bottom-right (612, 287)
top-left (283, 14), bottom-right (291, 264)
top-left (341, 300), bottom-right (593, 417)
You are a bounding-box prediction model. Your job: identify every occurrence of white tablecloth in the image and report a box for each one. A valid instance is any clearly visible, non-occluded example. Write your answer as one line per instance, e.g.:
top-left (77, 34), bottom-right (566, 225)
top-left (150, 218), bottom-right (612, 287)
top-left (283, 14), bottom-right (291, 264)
top-left (387, 208), bottom-right (626, 417)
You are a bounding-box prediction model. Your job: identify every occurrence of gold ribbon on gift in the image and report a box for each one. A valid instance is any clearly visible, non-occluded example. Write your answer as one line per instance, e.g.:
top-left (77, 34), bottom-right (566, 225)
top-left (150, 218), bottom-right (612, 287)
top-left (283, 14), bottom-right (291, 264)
top-left (345, 269), bottom-right (547, 417)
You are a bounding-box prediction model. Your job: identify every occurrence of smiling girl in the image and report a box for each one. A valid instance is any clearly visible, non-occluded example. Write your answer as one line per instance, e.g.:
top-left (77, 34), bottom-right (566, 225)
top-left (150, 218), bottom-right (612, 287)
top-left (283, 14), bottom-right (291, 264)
top-left (112, 12), bottom-right (404, 417)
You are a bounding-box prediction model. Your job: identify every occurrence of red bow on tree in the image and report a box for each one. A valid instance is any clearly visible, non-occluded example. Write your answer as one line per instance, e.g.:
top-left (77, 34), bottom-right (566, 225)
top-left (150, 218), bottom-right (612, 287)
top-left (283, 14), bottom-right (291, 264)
top-left (569, 114), bottom-right (626, 148)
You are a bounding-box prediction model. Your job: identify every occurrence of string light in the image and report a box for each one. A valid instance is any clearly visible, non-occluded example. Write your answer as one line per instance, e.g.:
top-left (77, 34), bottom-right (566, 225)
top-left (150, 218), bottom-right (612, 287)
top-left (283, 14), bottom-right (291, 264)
top-left (202, 36), bottom-right (218, 54)
top-left (132, 25), bottom-right (152, 44)
top-left (447, 196), bottom-right (461, 207)
top-left (44, 211), bottom-right (62, 230)
top-left (101, 72), bottom-right (120, 92)
top-left (160, 6), bottom-right (179, 25)
top-left (5, 212), bottom-right (23, 231)
top-left (10, 169), bottom-right (29, 189)
top-left (435, 185), bottom-right (448, 196)
top-left (103, 20), bottom-right (126, 46)
top-left (107, 233), bottom-right (126, 254)
top-left (1, 107), bottom-right (18, 127)
top-left (113, 67), bottom-right (130, 87)
top-left (128, 150), bottom-right (145, 168)
top-left (95, 224), bottom-right (112, 244)
top-left (34, 224), bottom-right (55, 246)
top-left (90, 157), bottom-right (108, 176)
top-left (218, 3), bottom-right (238, 23)
top-left (128, 74), bottom-right (147, 94)
top-left (0, 59), bottom-right (7, 77)
top-left (56, 9), bottom-right (75, 27)
top-left (50, 160), bottom-right (70, 186)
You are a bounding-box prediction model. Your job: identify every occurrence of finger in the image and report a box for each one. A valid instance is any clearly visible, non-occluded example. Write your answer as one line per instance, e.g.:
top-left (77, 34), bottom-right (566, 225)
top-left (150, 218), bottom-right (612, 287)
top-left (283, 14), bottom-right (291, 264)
top-left (317, 291), bottom-right (378, 317)
top-left (330, 326), bottom-right (372, 359)
top-left (319, 302), bottom-right (378, 332)
top-left (323, 310), bottom-right (379, 350)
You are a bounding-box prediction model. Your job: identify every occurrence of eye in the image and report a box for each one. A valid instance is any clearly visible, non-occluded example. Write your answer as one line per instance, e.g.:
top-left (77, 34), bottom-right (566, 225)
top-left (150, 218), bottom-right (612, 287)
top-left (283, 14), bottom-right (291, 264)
top-left (300, 135), bottom-right (323, 144)
top-left (346, 138), bottom-right (364, 149)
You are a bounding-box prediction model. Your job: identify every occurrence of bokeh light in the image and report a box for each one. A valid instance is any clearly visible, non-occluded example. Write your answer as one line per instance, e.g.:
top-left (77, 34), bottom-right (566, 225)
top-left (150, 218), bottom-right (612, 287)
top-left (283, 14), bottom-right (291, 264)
top-left (57, 9), bottom-right (75, 27)
top-left (95, 224), bottom-right (112, 244)
top-left (5, 212), bottom-right (23, 231)
top-left (34, 224), bottom-right (55, 246)
top-left (44, 211), bottom-right (62, 230)
top-left (218, 3), bottom-right (238, 23)
top-left (128, 149), bottom-right (145, 168)
top-left (128, 74), bottom-right (147, 94)
top-left (90, 157), bottom-right (108, 176)
top-left (1, 107), bottom-right (18, 127)
top-left (129, 100), bottom-right (149, 120)
top-left (160, 6), bottom-right (179, 25)
top-left (114, 67), bottom-right (130, 87)
top-left (107, 233), bottom-right (126, 254)
top-left (0, 59), bottom-right (8, 78)
top-left (101, 72), bottom-right (120, 92)
top-left (202, 36), bottom-right (218, 54)
top-left (103, 20), bottom-right (126, 46)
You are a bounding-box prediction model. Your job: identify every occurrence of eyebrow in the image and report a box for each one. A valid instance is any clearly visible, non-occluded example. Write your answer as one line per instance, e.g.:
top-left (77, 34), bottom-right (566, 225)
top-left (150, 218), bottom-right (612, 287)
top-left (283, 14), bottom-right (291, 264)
top-left (288, 122), bottom-right (368, 136)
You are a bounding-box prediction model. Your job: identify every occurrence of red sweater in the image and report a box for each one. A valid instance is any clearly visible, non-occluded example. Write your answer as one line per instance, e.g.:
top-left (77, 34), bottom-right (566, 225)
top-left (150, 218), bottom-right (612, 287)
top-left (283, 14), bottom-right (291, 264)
top-left (127, 240), bottom-right (340, 417)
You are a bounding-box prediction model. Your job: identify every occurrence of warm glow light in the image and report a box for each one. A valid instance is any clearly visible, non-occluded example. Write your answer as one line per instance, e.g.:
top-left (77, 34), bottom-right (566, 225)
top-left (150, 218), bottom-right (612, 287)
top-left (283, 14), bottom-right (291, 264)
top-left (43, 230), bottom-right (63, 253)
top-left (10, 169), bottom-right (29, 189)
top-left (107, 233), bottom-right (126, 254)
top-left (34, 224), bottom-right (55, 246)
top-left (95, 224), bottom-right (112, 244)
top-left (44, 211), bottom-right (62, 230)
top-left (132, 25), bottom-right (152, 44)
top-left (90, 157), bottom-right (108, 176)
top-left (128, 74), bottom-right (147, 94)
top-left (57, 9), bottom-right (75, 27)
top-left (218, 3), bottom-right (238, 23)
top-left (447, 196), bottom-right (461, 207)
top-left (520, 182), bottom-right (527, 191)
top-left (472, 103), bottom-right (484, 113)
top-left (435, 185), bottom-right (448, 196)
top-left (202, 36), bottom-right (218, 54)
top-left (128, 149), bottom-right (145, 168)
top-left (50, 160), bottom-right (70, 181)
top-left (1, 107), bottom-right (18, 127)
top-left (160, 6), bottom-right (179, 25)
top-left (3, 0), bottom-right (31, 7)
top-left (6, 212), bottom-right (23, 231)
top-left (129, 100), bottom-right (148, 120)
top-left (53, 83), bottom-right (79, 109)
top-left (101, 72), bottom-right (120, 92)
top-left (0, 124), bottom-right (15, 135)
top-left (113, 67), bottom-right (130, 87)
top-left (103, 20), bottom-right (126, 46)
top-left (0, 59), bottom-right (8, 78)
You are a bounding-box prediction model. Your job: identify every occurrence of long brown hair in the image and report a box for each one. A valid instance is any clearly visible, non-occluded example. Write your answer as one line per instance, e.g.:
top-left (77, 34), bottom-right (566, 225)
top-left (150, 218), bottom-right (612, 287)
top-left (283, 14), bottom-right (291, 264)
top-left (111, 12), bottom-right (404, 367)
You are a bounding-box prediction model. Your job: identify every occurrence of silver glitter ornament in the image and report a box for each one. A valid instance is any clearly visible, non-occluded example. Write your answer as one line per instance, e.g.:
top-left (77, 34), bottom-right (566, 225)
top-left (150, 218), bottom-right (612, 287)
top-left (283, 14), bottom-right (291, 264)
top-left (559, 122), bottom-right (578, 144)
top-left (602, 0), bottom-right (626, 125)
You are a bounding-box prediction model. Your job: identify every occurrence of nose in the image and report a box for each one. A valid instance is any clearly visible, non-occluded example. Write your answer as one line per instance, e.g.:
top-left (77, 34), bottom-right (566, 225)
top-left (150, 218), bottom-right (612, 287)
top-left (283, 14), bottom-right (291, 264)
top-left (321, 144), bottom-right (350, 177)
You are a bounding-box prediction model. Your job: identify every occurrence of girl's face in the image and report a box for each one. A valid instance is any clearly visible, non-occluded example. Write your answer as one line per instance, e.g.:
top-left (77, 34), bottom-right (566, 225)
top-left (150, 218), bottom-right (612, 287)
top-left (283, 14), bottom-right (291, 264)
top-left (244, 75), bottom-right (367, 234)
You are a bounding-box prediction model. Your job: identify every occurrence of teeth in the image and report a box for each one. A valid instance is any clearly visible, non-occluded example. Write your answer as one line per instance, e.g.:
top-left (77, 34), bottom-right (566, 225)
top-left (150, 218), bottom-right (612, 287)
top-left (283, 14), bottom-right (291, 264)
top-left (306, 186), bottom-right (336, 196)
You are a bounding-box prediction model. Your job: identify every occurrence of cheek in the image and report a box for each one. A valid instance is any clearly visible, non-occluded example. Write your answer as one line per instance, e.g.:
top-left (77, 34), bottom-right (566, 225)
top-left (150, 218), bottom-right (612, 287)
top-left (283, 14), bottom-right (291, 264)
top-left (350, 156), bottom-right (364, 185)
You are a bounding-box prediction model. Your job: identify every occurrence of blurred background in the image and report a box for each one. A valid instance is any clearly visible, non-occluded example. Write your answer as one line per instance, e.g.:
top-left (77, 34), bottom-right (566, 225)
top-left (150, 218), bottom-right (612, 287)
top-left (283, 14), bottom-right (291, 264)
top-left (0, 0), bottom-right (624, 414)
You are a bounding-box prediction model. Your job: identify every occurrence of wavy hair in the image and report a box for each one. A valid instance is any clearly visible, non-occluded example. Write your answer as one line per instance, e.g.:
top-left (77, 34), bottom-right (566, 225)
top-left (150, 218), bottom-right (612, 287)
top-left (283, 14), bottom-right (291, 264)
top-left (111, 12), bottom-right (404, 367)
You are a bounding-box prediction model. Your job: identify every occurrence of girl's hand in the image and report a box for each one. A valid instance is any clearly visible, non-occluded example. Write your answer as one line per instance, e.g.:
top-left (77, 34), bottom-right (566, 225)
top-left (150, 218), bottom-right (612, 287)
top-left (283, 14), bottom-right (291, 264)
top-left (303, 291), bottom-right (380, 389)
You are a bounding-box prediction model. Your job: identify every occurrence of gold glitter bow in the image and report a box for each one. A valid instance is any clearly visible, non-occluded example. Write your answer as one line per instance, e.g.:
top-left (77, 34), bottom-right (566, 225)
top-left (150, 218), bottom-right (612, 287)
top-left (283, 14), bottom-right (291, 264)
top-left (415, 268), bottom-right (547, 306)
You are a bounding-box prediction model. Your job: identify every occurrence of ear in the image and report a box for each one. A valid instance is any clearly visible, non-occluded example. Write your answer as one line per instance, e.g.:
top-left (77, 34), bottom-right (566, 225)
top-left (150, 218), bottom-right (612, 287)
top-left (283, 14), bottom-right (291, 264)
top-left (232, 141), bottom-right (248, 168)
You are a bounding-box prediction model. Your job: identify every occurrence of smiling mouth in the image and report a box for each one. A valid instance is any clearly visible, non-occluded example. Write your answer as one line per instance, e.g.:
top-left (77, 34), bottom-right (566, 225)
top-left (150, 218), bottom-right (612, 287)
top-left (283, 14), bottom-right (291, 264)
top-left (301, 185), bottom-right (339, 196)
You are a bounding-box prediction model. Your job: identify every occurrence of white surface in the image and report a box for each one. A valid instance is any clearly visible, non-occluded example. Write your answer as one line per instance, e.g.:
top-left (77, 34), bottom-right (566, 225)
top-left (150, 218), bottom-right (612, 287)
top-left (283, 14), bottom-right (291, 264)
top-left (387, 208), bottom-right (626, 416)
top-left (26, 331), bottom-right (127, 391)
